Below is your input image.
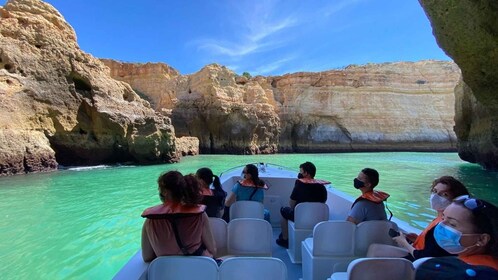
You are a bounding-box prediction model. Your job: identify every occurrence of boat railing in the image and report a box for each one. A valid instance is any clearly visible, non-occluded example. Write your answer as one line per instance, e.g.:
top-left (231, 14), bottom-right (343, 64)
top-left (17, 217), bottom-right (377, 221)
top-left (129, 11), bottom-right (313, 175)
top-left (219, 162), bottom-right (295, 178)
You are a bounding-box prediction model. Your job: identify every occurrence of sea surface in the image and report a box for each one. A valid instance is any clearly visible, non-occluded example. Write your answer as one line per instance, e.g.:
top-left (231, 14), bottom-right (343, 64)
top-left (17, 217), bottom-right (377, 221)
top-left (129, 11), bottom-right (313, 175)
top-left (0, 152), bottom-right (497, 279)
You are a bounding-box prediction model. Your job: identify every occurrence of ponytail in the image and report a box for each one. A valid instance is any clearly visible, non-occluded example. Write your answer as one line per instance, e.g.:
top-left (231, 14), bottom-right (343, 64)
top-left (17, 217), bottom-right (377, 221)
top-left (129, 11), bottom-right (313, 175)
top-left (212, 175), bottom-right (226, 198)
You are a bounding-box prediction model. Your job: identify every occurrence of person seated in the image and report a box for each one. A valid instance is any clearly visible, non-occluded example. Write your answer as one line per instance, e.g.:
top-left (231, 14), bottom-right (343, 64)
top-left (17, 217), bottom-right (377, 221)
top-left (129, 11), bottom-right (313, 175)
top-left (224, 164), bottom-right (269, 221)
top-left (276, 161), bottom-right (328, 248)
top-left (415, 196), bottom-right (498, 278)
top-left (196, 167), bottom-right (227, 218)
top-left (367, 176), bottom-right (469, 260)
top-left (347, 168), bottom-right (389, 224)
top-left (141, 171), bottom-right (216, 262)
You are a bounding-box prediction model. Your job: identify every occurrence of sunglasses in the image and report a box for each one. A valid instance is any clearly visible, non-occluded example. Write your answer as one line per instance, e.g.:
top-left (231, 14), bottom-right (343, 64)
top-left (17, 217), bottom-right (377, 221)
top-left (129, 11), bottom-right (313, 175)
top-left (453, 195), bottom-right (486, 212)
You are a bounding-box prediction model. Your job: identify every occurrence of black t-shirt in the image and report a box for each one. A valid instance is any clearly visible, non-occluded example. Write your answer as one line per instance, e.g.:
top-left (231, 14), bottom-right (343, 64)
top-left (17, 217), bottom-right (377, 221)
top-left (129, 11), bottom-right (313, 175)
top-left (290, 180), bottom-right (327, 204)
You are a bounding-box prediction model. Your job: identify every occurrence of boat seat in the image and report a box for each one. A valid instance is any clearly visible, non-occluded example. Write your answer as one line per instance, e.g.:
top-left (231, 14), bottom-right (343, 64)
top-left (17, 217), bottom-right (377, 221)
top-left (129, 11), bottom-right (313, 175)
top-left (354, 220), bottom-right (398, 257)
top-left (226, 218), bottom-right (272, 257)
top-left (218, 257), bottom-right (287, 280)
top-left (209, 217), bottom-right (228, 258)
top-left (229, 201), bottom-right (265, 220)
top-left (329, 257), bottom-right (415, 280)
top-left (301, 221), bottom-right (357, 280)
top-left (147, 256), bottom-right (218, 280)
top-left (288, 202), bottom-right (329, 263)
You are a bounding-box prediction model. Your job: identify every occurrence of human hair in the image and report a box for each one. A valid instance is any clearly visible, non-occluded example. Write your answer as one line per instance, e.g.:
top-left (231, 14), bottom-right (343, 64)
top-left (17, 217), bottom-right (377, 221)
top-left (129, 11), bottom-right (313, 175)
top-left (361, 168), bottom-right (379, 188)
top-left (245, 164), bottom-right (262, 186)
top-left (196, 167), bottom-right (225, 196)
top-left (455, 199), bottom-right (498, 257)
top-left (157, 170), bottom-right (202, 205)
top-left (431, 176), bottom-right (469, 199)
top-left (299, 161), bottom-right (316, 178)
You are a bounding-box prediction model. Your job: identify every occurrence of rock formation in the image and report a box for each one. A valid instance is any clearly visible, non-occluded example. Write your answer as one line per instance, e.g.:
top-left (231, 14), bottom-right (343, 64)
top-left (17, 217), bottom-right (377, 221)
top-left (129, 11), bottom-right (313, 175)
top-left (418, 0), bottom-right (498, 170)
top-left (103, 60), bottom-right (460, 154)
top-left (0, 0), bottom-right (177, 175)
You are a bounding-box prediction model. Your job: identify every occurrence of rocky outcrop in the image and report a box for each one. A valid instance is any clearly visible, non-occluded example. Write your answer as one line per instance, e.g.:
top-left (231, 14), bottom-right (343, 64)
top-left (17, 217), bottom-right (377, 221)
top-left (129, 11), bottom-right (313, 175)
top-left (0, 0), bottom-right (177, 175)
top-left (419, 0), bottom-right (498, 170)
top-left (105, 60), bottom-right (460, 153)
top-left (175, 137), bottom-right (199, 157)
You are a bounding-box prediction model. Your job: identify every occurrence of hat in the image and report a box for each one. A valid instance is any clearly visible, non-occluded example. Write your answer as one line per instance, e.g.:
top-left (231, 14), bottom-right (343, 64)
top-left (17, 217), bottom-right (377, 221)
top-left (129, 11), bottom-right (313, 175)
top-left (416, 257), bottom-right (498, 280)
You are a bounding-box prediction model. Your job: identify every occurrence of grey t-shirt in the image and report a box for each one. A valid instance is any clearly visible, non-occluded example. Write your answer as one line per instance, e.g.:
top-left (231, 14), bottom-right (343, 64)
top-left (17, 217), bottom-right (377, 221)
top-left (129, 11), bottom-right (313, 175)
top-left (348, 200), bottom-right (387, 223)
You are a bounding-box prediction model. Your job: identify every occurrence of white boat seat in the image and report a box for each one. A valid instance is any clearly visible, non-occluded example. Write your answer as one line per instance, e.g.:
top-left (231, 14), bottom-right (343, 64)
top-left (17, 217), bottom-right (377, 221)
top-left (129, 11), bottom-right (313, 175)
top-left (329, 257), bottom-right (415, 280)
top-left (218, 257), bottom-right (287, 280)
top-left (226, 218), bottom-right (272, 257)
top-left (208, 217), bottom-right (228, 258)
top-left (354, 220), bottom-right (398, 257)
top-left (288, 202), bottom-right (329, 263)
top-left (147, 256), bottom-right (218, 280)
top-left (229, 201), bottom-right (265, 220)
top-left (301, 221), bottom-right (357, 280)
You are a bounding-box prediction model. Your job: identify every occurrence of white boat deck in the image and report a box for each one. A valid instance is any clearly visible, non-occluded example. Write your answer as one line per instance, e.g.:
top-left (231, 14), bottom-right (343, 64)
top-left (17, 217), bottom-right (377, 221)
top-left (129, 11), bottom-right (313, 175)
top-left (113, 163), bottom-right (421, 280)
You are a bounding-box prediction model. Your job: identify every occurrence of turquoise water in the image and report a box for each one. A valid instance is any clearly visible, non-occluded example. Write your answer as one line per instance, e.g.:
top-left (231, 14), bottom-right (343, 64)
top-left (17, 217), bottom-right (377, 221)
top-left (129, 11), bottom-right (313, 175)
top-left (0, 152), bottom-right (497, 279)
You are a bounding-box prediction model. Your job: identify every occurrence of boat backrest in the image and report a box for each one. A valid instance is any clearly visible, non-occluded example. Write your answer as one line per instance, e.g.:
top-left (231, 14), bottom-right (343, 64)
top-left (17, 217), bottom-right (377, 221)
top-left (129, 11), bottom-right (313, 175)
top-left (354, 220), bottom-right (398, 256)
top-left (294, 202), bottom-right (329, 229)
top-left (218, 257), bottom-right (287, 280)
top-left (313, 221), bottom-right (356, 256)
top-left (208, 217), bottom-right (228, 258)
top-left (227, 218), bottom-right (272, 256)
top-left (345, 257), bottom-right (414, 280)
top-left (229, 201), bottom-right (265, 220)
top-left (147, 256), bottom-right (218, 280)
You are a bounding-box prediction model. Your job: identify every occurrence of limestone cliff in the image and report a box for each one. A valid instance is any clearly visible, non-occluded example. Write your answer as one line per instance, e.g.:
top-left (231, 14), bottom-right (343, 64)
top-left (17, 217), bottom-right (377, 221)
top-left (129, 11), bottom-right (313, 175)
top-left (0, 0), bottom-right (177, 175)
top-left (419, 0), bottom-right (498, 170)
top-left (103, 60), bottom-right (460, 154)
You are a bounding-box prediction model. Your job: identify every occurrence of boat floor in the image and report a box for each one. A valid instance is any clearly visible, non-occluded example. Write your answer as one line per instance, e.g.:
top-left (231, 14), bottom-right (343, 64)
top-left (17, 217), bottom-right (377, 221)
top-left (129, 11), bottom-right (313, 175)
top-left (270, 227), bottom-right (302, 280)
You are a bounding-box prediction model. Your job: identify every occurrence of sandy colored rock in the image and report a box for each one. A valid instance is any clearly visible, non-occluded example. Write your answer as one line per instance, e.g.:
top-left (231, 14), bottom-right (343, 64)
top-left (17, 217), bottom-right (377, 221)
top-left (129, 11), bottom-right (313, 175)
top-left (0, 0), bottom-right (177, 175)
top-left (175, 137), bottom-right (199, 157)
top-left (106, 60), bottom-right (460, 153)
top-left (419, 0), bottom-right (498, 170)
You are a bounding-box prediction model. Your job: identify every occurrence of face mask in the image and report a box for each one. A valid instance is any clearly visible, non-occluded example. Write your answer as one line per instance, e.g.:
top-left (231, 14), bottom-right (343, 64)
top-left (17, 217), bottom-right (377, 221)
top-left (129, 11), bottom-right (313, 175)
top-left (353, 178), bottom-right (365, 189)
top-left (430, 193), bottom-right (452, 211)
top-left (434, 222), bottom-right (467, 254)
top-left (159, 193), bottom-right (166, 202)
top-left (297, 173), bottom-right (304, 179)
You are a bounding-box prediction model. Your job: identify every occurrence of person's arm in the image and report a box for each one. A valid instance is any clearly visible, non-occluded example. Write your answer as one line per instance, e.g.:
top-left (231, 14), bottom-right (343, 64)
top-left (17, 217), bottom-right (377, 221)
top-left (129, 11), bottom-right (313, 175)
top-left (393, 232), bottom-right (415, 256)
top-left (141, 222), bottom-right (156, 262)
top-left (201, 213), bottom-right (217, 256)
top-left (346, 216), bottom-right (359, 225)
top-left (346, 201), bottom-right (364, 225)
top-left (225, 191), bottom-right (236, 207)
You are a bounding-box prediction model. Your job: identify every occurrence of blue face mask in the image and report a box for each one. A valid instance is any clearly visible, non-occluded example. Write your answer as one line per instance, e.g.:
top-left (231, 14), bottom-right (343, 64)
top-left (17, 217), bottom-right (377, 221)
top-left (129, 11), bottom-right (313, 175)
top-left (353, 178), bottom-right (365, 189)
top-left (297, 173), bottom-right (304, 179)
top-left (433, 222), bottom-right (466, 254)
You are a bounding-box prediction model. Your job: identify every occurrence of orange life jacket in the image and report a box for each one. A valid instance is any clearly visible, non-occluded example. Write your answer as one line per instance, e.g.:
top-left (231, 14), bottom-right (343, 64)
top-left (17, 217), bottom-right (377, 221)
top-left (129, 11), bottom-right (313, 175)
top-left (238, 179), bottom-right (268, 190)
top-left (141, 201), bottom-right (206, 219)
top-left (460, 254), bottom-right (498, 271)
top-left (298, 178), bottom-right (331, 185)
top-left (413, 216), bottom-right (442, 250)
top-left (355, 190), bottom-right (390, 204)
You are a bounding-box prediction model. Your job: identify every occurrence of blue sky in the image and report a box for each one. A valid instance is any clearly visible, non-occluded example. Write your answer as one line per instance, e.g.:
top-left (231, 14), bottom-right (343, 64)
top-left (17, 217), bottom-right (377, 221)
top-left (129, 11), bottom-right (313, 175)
top-left (2, 0), bottom-right (450, 75)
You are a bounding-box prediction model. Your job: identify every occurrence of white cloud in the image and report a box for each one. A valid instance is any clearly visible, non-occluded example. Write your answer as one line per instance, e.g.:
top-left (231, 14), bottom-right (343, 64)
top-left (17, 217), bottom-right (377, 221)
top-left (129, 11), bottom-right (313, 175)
top-left (251, 56), bottom-right (296, 75)
top-left (192, 1), bottom-right (299, 59)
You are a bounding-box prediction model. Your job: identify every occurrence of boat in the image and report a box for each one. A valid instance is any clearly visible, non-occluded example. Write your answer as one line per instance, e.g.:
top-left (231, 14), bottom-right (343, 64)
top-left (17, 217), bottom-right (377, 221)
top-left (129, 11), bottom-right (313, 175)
top-left (113, 162), bottom-right (421, 280)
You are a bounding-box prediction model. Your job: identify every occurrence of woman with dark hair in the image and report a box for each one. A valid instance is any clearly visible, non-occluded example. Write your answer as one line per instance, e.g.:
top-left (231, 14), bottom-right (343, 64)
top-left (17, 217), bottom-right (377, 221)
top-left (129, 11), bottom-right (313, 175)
top-left (433, 196), bottom-right (498, 269)
top-left (368, 176), bottom-right (469, 260)
top-left (141, 171), bottom-right (216, 262)
top-left (224, 164), bottom-right (269, 221)
top-left (196, 167), bottom-right (227, 218)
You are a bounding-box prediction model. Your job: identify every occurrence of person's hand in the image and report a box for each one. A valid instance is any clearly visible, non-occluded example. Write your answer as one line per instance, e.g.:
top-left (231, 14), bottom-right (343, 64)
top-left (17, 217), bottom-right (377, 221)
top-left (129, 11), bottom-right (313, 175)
top-left (392, 232), bottom-right (410, 249)
top-left (404, 232), bottom-right (418, 243)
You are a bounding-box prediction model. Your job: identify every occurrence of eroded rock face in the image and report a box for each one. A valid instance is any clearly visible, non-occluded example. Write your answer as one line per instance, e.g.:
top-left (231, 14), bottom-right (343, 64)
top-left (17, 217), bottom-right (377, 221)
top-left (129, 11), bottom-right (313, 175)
top-left (419, 0), bottom-right (498, 170)
top-left (105, 60), bottom-right (460, 154)
top-left (0, 0), bottom-right (177, 175)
